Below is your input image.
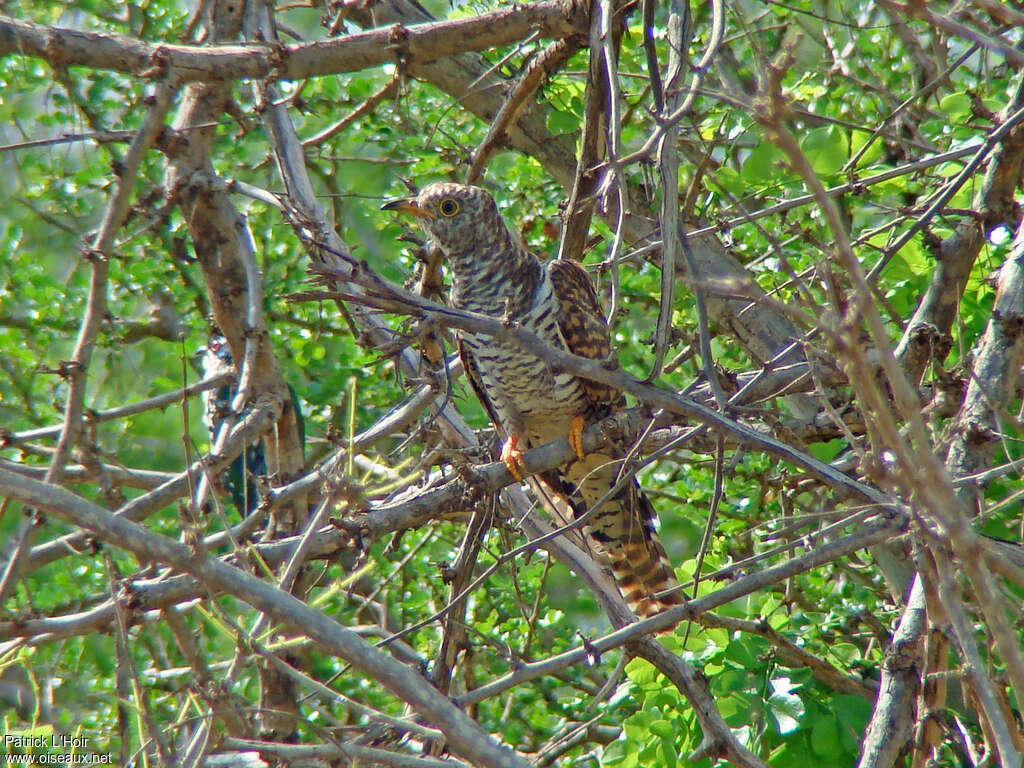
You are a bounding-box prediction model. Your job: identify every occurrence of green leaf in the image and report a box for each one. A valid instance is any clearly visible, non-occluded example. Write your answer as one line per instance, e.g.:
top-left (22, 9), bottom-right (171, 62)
top-left (800, 125), bottom-right (849, 176)
top-left (659, 733), bottom-right (679, 768)
top-left (769, 694), bottom-right (805, 734)
top-left (833, 695), bottom-right (873, 750)
top-left (849, 129), bottom-right (884, 168)
top-left (546, 109), bottom-right (577, 135)
top-left (601, 738), bottom-right (637, 767)
top-left (649, 719), bottom-right (674, 738)
top-left (768, 737), bottom-right (816, 768)
top-left (626, 658), bottom-right (659, 687)
top-left (939, 92), bottom-right (971, 122)
top-left (810, 715), bottom-right (841, 757)
top-left (724, 636), bottom-right (765, 669)
top-left (809, 438), bottom-right (846, 463)
top-left (742, 142), bottom-right (784, 183)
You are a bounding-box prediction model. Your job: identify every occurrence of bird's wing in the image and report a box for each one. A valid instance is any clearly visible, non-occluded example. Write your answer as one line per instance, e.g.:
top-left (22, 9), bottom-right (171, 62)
top-left (549, 259), bottom-right (683, 620)
top-left (547, 259), bottom-right (624, 413)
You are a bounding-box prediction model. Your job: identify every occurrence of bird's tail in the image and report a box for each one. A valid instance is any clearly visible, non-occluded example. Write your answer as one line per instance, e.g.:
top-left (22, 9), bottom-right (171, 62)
top-left (561, 455), bottom-right (685, 620)
top-left (599, 488), bottom-right (685, 619)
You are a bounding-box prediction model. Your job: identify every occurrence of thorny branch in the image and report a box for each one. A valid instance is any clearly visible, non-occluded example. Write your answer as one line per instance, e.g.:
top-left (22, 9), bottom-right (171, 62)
top-left (296, 263), bottom-right (894, 505)
top-left (0, 2), bottom-right (586, 82)
top-left (0, 465), bottom-right (532, 768)
top-left (3, 0), bottom-right (1024, 764)
top-left (754, 38), bottom-right (1024, 767)
top-left (0, 76), bottom-right (180, 606)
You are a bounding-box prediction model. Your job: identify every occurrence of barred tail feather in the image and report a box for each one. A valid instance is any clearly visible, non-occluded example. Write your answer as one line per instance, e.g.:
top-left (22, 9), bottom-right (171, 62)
top-left (603, 491), bottom-right (684, 619)
top-left (561, 456), bottom-right (685, 620)
top-left (611, 520), bottom-right (684, 620)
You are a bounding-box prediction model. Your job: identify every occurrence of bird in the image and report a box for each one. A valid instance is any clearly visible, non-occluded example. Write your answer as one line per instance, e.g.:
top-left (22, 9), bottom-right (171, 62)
top-left (383, 182), bottom-right (683, 619)
top-left (198, 332), bottom-right (268, 516)
top-left (197, 332), bottom-right (305, 518)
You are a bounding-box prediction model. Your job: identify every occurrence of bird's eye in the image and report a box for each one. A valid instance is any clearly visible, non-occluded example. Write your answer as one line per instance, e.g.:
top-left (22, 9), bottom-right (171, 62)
top-left (439, 198), bottom-right (460, 217)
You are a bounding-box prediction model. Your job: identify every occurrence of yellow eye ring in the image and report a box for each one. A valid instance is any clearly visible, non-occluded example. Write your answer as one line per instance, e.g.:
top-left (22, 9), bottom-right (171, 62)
top-left (439, 198), bottom-right (460, 217)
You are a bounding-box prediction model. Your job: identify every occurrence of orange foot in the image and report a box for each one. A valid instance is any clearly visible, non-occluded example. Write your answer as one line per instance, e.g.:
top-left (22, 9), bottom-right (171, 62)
top-left (568, 415), bottom-right (586, 461)
top-left (500, 435), bottom-right (527, 481)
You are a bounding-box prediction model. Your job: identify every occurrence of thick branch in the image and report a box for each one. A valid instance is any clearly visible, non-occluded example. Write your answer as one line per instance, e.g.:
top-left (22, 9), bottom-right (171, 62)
top-left (0, 3), bottom-right (585, 82)
top-left (0, 466), bottom-right (532, 768)
top-left (856, 577), bottom-right (925, 768)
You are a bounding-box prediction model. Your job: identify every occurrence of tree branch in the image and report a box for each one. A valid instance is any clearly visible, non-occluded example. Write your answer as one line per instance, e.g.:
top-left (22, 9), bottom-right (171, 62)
top-left (0, 465), bottom-right (533, 768)
top-left (0, 2), bottom-right (586, 82)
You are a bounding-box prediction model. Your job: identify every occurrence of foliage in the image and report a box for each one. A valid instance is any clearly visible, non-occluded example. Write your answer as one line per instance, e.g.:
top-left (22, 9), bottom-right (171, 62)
top-left (1, 0), bottom-right (1023, 766)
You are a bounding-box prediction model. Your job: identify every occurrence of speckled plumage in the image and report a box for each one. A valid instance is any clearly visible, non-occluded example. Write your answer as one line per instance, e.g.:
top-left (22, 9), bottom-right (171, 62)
top-left (388, 182), bottom-right (682, 618)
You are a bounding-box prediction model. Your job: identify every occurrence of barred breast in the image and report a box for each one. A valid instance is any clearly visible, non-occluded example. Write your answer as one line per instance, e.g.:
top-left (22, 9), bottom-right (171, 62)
top-left (459, 273), bottom-right (587, 443)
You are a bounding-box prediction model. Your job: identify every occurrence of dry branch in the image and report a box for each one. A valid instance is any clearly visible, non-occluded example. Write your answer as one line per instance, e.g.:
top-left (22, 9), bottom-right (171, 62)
top-left (466, 37), bottom-right (582, 184)
top-left (4, 371), bottom-right (230, 445)
top-left (0, 465), bottom-right (532, 768)
top-left (0, 2), bottom-right (585, 82)
top-left (0, 76), bottom-right (179, 607)
top-left (298, 266), bottom-right (894, 506)
top-left (23, 395), bottom-right (282, 573)
top-left (456, 515), bottom-right (906, 707)
top-left (754, 39), bottom-right (1024, 766)
top-left (4, 0), bottom-right (1024, 763)
top-left (876, 1), bottom-right (1024, 67)
top-left (895, 75), bottom-right (1024, 382)
top-left (857, 577), bottom-right (925, 768)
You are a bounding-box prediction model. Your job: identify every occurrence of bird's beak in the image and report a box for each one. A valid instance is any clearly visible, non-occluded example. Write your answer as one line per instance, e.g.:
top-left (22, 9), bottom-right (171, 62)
top-left (381, 197), bottom-right (433, 219)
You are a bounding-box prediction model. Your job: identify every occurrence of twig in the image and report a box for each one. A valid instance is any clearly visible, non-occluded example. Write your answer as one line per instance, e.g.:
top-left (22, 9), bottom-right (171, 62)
top-left (430, 504), bottom-right (492, 700)
top-left (647, 0), bottom-right (687, 382)
top-left (303, 74), bottom-right (399, 147)
top-left (700, 612), bottom-right (875, 698)
top-left (594, 0), bottom-right (627, 327)
top-left (876, 0), bottom-right (1024, 67)
top-left (298, 264), bottom-right (896, 506)
top-left (755, 41), bottom-right (1024, 766)
top-left (969, 0), bottom-right (1024, 26)
top-left (0, 76), bottom-right (179, 607)
top-left (6, 372), bottom-right (231, 444)
top-left (871, 102), bottom-right (1024, 282)
top-left (893, 71), bottom-right (1024, 383)
top-left (641, 0), bottom-right (662, 112)
top-left (22, 396), bottom-right (283, 573)
top-left (843, 39), bottom-right (983, 173)
top-left (684, 142), bottom-right (986, 245)
top-left (106, 553), bottom-right (174, 765)
top-left (0, 466), bottom-right (533, 768)
top-left (932, 548), bottom-right (1024, 764)
top-left (466, 38), bottom-right (580, 184)
top-left (555, 1), bottom-right (606, 264)
top-left (616, 0), bottom-right (725, 167)
top-left (455, 515), bottom-right (905, 707)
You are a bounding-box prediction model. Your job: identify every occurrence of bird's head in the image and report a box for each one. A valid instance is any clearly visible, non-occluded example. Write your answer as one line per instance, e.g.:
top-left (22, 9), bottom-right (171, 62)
top-left (382, 183), bottom-right (501, 254)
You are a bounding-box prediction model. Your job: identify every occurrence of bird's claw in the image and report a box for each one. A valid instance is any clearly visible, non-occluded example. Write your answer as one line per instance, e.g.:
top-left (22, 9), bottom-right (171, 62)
top-left (569, 416), bottom-right (586, 461)
top-left (500, 436), bottom-right (526, 481)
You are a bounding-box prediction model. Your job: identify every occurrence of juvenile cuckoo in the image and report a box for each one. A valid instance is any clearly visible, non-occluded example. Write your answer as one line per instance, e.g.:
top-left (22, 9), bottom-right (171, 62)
top-left (384, 182), bottom-right (682, 618)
